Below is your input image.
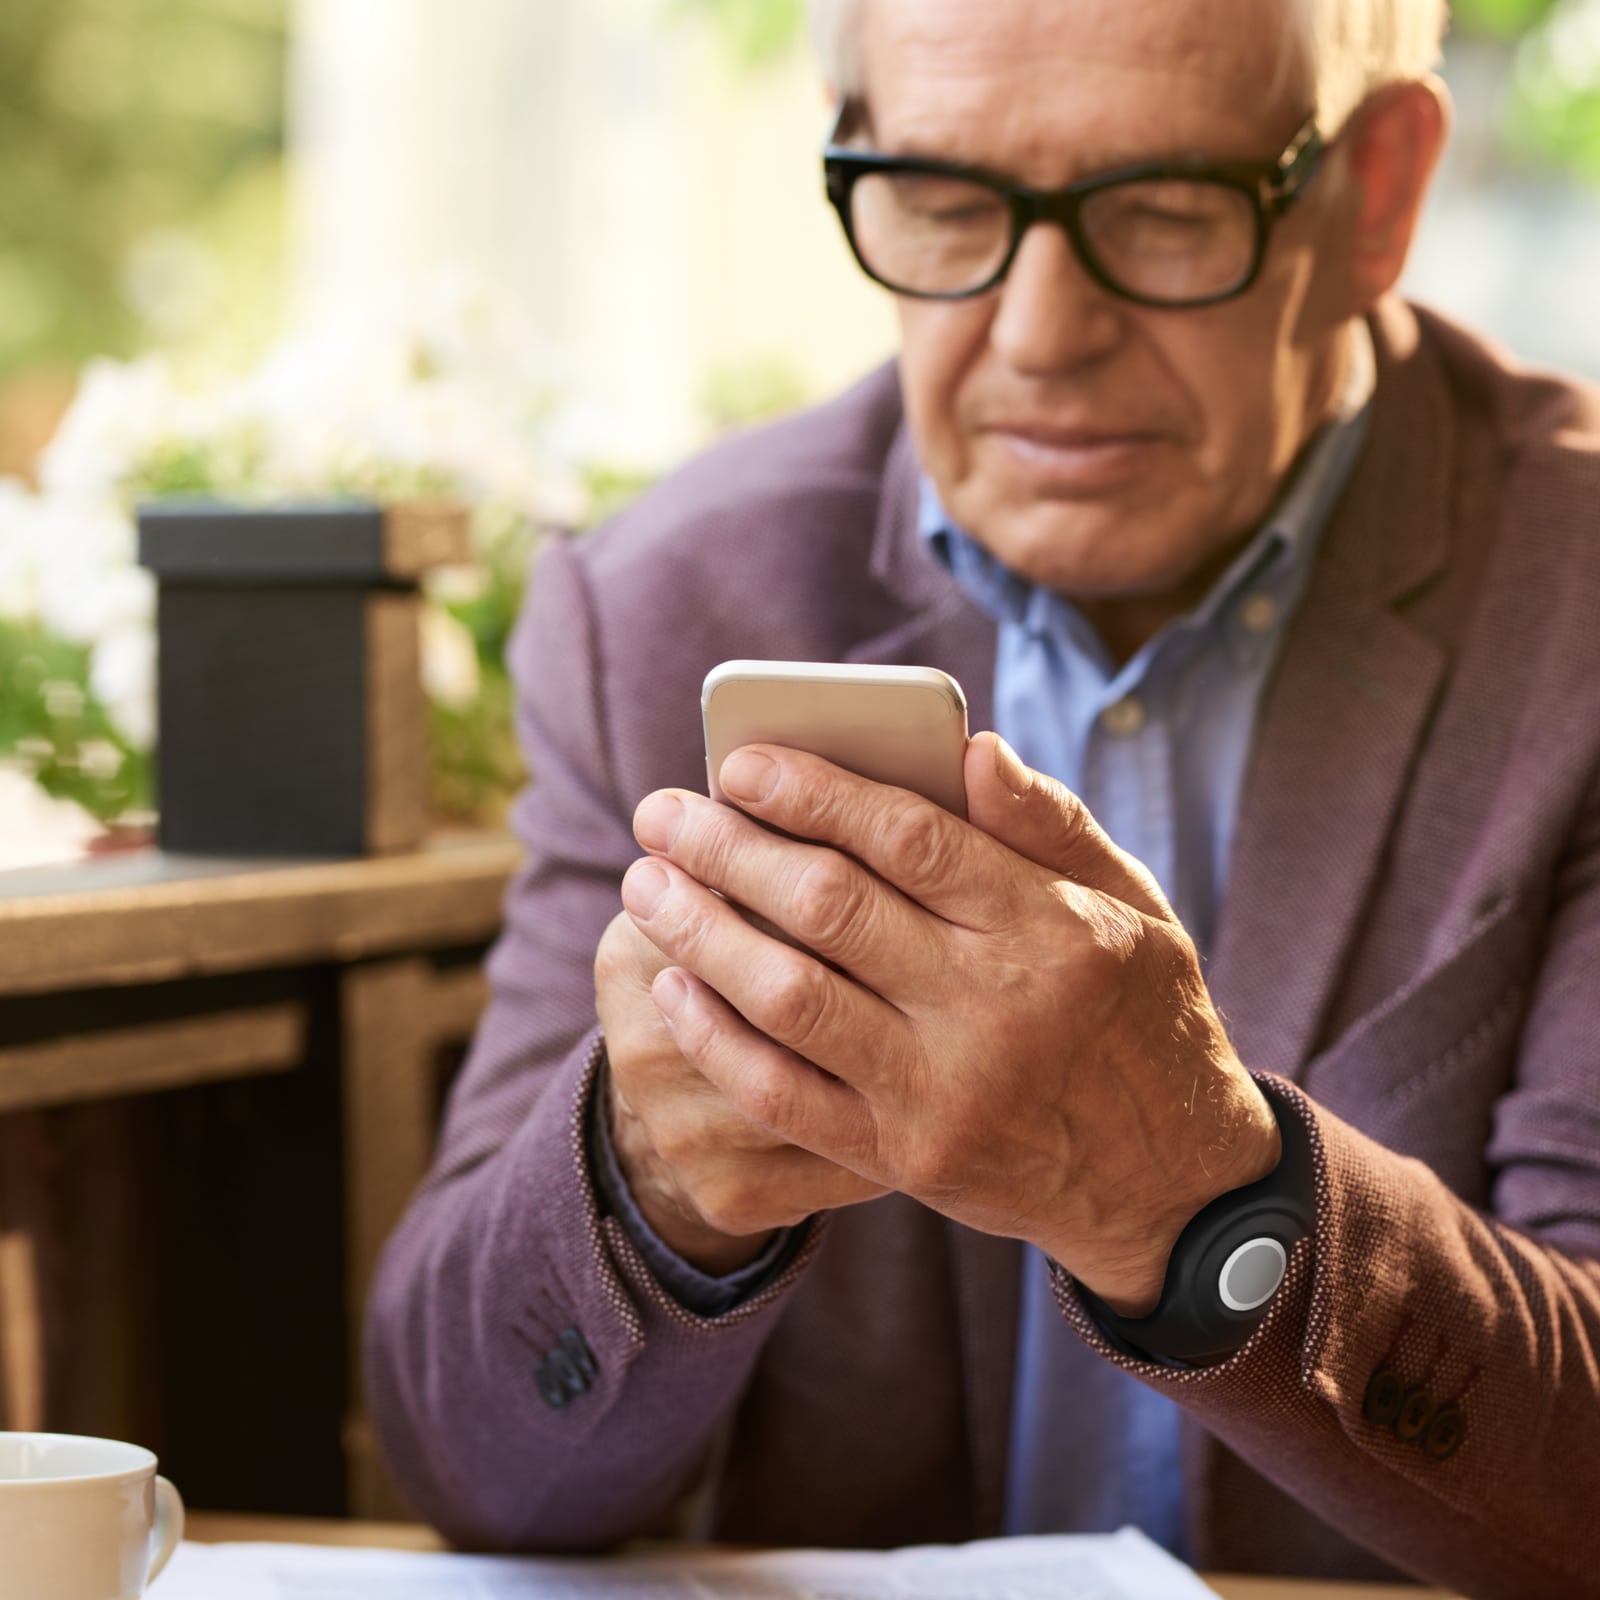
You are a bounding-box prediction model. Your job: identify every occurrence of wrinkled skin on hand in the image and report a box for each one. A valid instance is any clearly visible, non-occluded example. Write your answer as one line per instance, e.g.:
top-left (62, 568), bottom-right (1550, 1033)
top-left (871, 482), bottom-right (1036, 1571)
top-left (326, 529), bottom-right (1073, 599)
top-left (595, 908), bottom-right (885, 1276)
top-left (611, 732), bottom-right (1279, 1313)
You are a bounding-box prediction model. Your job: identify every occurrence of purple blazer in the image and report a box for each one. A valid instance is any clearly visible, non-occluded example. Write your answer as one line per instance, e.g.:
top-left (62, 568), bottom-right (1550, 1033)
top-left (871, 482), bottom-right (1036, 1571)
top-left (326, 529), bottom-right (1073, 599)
top-left (365, 298), bottom-right (1600, 1597)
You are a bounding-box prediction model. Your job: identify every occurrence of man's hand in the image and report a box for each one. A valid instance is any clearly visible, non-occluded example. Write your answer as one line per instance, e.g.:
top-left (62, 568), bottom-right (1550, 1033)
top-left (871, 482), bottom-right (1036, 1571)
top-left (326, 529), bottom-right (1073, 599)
top-left (619, 732), bottom-right (1280, 1315)
top-left (594, 910), bottom-right (886, 1277)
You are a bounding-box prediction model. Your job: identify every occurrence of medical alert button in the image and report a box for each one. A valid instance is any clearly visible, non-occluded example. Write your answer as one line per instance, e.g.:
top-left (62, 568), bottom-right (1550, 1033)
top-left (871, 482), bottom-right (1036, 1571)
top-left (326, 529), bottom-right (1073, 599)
top-left (1218, 1236), bottom-right (1288, 1313)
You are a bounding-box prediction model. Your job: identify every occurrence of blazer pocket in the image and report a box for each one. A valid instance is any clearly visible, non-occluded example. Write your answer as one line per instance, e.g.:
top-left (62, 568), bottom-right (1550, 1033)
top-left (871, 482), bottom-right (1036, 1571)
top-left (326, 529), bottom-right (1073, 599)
top-left (1304, 897), bottom-right (1537, 1195)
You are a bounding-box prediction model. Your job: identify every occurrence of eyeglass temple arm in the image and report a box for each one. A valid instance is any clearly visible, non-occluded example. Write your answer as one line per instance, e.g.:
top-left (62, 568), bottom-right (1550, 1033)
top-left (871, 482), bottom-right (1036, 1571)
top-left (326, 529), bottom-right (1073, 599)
top-left (1264, 114), bottom-right (1324, 210)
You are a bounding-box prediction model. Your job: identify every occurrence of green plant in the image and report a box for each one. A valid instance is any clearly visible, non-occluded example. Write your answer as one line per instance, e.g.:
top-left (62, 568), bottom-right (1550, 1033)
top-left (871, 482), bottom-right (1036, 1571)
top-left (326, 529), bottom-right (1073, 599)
top-left (669, 0), bottom-right (807, 70)
top-left (0, 0), bottom-right (288, 382)
top-left (0, 616), bottom-right (150, 819)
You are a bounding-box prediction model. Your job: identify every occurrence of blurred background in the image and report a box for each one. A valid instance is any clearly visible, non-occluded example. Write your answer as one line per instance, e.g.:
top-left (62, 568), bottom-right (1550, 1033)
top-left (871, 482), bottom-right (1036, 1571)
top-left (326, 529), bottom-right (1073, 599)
top-left (2, 0), bottom-right (1598, 850)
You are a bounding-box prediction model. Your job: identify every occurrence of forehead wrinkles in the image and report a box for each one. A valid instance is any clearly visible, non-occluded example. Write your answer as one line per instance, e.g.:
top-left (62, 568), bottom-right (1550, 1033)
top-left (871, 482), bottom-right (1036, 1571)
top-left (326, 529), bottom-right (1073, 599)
top-left (861, 0), bottom-right (1303, 148)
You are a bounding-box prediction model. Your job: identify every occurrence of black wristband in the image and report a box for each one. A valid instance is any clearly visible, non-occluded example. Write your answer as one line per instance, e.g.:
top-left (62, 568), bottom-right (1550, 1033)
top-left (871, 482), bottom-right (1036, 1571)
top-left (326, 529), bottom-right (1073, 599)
top-left (1078, 1085), bottom-right (1316, 1366)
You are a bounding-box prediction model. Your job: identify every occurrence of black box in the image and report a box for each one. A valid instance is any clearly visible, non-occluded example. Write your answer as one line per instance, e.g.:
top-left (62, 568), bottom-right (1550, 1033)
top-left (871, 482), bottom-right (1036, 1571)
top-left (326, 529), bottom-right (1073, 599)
top-left (137, 500), bottom-right (470, 857)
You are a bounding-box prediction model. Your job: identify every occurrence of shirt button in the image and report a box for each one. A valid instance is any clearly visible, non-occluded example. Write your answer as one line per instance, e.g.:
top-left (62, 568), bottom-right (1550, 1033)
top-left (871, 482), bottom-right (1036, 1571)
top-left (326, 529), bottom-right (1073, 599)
top-left (1240, 593), bottom-right (1279, 633)
top-left (1100, 697), bottom-right (1146, 736)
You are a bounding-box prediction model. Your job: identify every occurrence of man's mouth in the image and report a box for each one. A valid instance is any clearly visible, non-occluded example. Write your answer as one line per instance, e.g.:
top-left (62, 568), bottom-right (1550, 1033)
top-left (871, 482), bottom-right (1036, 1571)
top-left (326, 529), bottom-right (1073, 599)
top-left (982, 422), bottom-right (1168, 489)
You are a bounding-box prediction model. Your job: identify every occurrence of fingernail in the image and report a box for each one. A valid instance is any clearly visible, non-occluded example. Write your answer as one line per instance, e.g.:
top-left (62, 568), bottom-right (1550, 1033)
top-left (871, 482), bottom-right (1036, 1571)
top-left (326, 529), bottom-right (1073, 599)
top-left (653, 970), bottom-right (688, 1019)
top-left (634, 791), bottom-right (685, 851)
top-left (721, 749), bottom-right (777, 803)
top-left (622, 859), bottom-right (670, 919)
top-left (993, 735), bottom-right (1032, 798)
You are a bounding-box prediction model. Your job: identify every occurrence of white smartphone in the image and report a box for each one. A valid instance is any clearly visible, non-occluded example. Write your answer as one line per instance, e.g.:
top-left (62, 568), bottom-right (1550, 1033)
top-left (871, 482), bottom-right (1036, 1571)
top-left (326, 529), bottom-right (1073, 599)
top-left (701, 661), bottom-right (970, 819)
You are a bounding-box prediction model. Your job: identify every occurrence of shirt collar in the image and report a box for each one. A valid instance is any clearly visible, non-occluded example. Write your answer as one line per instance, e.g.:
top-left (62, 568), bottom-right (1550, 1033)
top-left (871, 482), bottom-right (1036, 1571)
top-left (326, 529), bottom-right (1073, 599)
top-left (920, 320), bottom-right (1377, 652)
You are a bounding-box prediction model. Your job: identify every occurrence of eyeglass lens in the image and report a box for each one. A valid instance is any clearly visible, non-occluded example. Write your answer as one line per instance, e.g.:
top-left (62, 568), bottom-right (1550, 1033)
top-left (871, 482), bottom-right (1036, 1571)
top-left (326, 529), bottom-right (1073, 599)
top-left (849, 170), bottom-right (1261, 303)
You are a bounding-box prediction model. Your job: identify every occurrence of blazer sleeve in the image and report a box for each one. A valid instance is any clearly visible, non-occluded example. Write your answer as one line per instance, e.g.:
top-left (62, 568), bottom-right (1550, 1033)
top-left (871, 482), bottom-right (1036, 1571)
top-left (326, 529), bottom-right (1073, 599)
top-left (1053, 762), bottom-right (1600, 1599)
top-left (362, 530), bottom-right (820, 1552)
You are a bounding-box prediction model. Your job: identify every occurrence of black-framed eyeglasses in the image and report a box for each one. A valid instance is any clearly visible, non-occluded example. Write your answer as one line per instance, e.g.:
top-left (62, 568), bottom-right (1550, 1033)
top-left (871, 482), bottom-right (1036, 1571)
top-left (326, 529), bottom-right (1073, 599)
top-left (823, 108), bottom-right (1324, 309)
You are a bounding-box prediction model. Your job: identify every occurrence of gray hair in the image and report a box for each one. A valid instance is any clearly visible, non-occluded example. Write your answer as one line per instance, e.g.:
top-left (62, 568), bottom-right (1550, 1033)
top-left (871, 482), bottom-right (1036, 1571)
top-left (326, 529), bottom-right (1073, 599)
top-left (805, 0), bottom-right (1449, 135)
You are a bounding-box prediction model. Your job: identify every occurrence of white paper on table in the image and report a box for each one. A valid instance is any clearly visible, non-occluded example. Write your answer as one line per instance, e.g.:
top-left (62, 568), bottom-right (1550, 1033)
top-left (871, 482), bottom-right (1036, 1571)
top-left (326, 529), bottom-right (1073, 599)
top-left (156, 1528), bottom-right (1221, 1600)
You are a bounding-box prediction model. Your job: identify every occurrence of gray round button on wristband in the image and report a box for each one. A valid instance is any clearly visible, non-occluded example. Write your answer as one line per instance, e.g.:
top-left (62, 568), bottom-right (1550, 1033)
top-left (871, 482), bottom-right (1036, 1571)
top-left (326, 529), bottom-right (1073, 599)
top-left (1218, 1235), bottom-right (1289, 1312)
top-left (1077, 1086), bottom-right (1316, 1367)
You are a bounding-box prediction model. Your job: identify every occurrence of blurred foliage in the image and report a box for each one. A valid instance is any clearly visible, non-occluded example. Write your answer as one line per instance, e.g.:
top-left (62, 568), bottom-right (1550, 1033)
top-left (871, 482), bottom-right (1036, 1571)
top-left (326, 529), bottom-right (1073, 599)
top-left (1454, 0), bottom-right (1561, 34)
top-left (428, 670), bottom-right (524, 826)
top-left (426, 529), bottom-right (534, 827)
top-left (669, 0), bottom-right (807, 70)
top-left (582, 463), bottom-right (664, 527)
top-left (127, 428), bottom-right (270, 501)
top-left (670, 0), bottom-right (1600, 184)
top-left (702, 357), bottom-right (810, 434)
top-left (0, 0), bottom-right (287, 381)
top-left (0, 617), bottom-right (149, 820)
top-left (1494, 0), bottom-right (1600, 180)
top-left (426, 355), bottom-right (806, 826)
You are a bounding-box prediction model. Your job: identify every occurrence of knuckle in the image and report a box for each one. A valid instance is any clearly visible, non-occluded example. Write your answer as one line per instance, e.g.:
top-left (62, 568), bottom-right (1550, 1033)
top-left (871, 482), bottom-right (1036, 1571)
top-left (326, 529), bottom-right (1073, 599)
top-left (760, 959), bottom-right (833, 1053)
top-left (789, 853), bottom-right (868, 950)
top-left (688, 796), bottom-right (750, 883)
top-left (655, 885), bottom-right (711, 960)
top-left (650, 1107), bottom-right (700, 1169)
top-left (667, 985), bottom-right (719, 1059)
top-left (644, 1092), bottom-right (724, 1176)
top-left (879, 799), bottom-right (952, 886)
top-left (734, 1062), bottom-right (799, 1133)
top-left (695, 1175), bottom-right (767, 1239)
top-left (777, 768), bottom-right (833, 837)
top-left (1037, 778), bottom-right (1098, 883)
top-left (685, 798), bottom-right (730, 867)
top-left (904, 1129), bottom-right (967, 1196)
top-left (1052, 780), bottom-right (1093, 847)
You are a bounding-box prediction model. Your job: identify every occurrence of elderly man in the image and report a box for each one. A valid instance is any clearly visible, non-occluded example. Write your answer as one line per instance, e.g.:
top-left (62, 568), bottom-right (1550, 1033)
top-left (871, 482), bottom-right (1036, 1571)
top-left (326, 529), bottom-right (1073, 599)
top-left (366, 0), bottom-right (1600, 1592)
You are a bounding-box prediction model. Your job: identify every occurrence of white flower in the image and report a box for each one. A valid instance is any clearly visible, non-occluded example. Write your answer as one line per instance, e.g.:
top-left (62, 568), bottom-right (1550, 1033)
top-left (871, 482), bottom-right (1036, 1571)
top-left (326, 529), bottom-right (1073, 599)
top-left (0, 761), bottom-right (102, 870)
top-left (420, 604), bottom-right (481, 711)
top-left (34, 505), bottom-right (148, 647)
top-left (38, 357), bottom-right (185, 500)
top-left (89, 625), bottom-right (157, 750)
top-left (0, 480), bottom-right (46, 617)
top-left (7, 269), bottom-right (607, 781)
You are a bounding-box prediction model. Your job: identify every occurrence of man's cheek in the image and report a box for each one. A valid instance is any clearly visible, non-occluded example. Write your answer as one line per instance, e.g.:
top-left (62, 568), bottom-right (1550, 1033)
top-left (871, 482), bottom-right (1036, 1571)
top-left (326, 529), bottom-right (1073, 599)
top-left (900, 307), bottom-right (990, 426)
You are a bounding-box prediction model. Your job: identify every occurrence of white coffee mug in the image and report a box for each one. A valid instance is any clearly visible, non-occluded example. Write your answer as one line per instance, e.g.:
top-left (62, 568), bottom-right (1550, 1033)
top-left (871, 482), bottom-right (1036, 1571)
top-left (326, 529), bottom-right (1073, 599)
top-left (0, 1432), bottom-right (185, 1598)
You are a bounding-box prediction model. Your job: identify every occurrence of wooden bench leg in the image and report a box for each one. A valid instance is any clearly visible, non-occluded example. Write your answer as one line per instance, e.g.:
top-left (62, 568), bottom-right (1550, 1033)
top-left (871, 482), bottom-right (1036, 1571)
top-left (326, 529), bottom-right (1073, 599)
top-left (0, 1112), bottom-right (49, 1432)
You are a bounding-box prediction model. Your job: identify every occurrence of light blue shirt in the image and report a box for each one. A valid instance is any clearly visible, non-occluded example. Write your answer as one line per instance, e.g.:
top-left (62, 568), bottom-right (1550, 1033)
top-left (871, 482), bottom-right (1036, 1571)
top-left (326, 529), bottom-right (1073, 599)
top-left (921, 329), bottom-right (1375, 1554)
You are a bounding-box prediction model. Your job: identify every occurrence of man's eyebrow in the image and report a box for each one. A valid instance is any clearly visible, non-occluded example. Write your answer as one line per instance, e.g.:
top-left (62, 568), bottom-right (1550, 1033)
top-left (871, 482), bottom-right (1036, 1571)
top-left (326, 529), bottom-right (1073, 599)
top-left (853, 120), bottom-right (1239, 176)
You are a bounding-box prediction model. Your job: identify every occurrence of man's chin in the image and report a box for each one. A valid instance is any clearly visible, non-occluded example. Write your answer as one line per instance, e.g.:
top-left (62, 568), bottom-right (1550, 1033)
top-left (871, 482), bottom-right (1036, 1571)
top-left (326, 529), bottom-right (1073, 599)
top-left (959, 500), bottom-right (1219, 603)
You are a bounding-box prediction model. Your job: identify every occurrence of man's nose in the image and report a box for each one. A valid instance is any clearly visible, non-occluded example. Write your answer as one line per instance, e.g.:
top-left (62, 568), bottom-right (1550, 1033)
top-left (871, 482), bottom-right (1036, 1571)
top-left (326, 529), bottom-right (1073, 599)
top-left (988, 222), bottom-right (1124, 375)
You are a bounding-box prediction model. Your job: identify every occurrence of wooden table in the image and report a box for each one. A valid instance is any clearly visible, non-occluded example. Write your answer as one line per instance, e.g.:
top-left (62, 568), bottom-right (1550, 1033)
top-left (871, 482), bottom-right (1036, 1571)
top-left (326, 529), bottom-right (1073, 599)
top-left (0, 836), bottom-right (520, 1518)
top-left (184, 1513), bottom-right (1452, 1598)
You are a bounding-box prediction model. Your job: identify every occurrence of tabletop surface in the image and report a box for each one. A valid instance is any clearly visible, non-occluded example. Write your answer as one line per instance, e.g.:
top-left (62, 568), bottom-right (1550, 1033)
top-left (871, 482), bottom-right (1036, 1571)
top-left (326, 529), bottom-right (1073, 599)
top-left (182, 1514), bottom-right (1450, 1599)
top-left (0, 833), bottom-right (520, 997)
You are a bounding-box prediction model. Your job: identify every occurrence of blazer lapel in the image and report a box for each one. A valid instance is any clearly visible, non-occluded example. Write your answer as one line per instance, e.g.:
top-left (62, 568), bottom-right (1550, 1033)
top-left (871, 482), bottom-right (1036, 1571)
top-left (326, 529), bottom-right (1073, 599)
top-left (835, 343), bottom-right (1460, 1515)
top-left (1209, 302), bottom-right (1455, 1079)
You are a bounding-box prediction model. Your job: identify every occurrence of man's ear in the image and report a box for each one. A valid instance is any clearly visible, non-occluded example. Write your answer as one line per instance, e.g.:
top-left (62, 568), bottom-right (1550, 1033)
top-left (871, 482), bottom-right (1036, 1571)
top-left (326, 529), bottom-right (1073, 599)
top-left (1343, 77), bottom-right (1452, 310)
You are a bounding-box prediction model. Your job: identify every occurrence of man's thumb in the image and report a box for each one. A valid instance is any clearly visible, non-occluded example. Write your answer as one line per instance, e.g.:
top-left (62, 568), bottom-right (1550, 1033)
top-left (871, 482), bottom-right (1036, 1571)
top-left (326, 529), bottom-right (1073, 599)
top-left (963, 732), bottom-right (1172, 920)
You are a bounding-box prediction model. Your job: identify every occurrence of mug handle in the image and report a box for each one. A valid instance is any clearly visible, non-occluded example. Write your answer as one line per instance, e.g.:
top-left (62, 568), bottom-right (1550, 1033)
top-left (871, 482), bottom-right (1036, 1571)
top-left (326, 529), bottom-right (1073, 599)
top-left (147, 1475), bottom-right (186, 1584)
